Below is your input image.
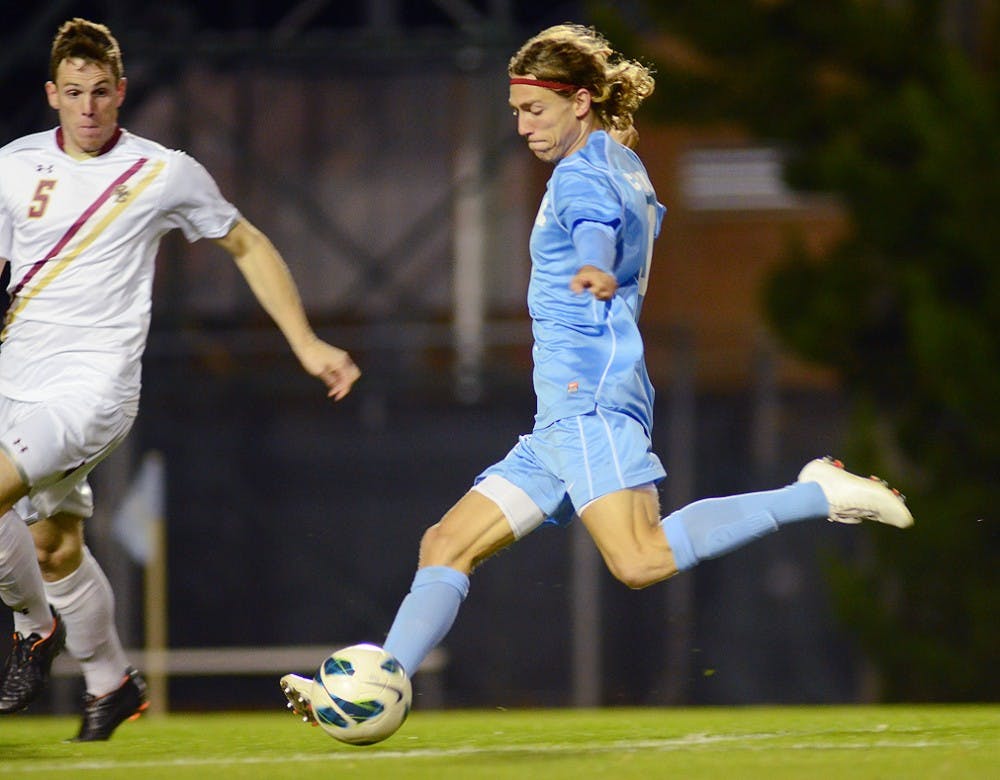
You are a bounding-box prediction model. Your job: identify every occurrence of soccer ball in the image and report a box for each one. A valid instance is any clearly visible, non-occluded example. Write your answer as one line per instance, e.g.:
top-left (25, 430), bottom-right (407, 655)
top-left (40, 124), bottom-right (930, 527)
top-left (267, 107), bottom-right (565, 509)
top-left (310, 643), bottom-right (412, 745)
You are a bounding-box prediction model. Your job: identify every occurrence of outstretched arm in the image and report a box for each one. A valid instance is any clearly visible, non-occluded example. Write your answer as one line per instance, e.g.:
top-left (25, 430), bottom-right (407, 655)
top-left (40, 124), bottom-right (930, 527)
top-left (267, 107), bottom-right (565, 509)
top-left (214, 219), bottom-right (360, 400)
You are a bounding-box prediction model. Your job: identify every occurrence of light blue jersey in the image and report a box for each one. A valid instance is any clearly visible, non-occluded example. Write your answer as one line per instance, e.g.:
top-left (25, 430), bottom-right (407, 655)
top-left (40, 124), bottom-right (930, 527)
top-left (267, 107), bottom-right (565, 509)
top-left (528, 130), bottom-right (665, 432)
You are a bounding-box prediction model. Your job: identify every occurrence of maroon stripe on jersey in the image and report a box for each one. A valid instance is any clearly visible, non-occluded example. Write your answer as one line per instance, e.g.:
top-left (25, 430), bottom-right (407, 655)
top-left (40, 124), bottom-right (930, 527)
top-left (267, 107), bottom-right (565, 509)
top-left (10, 157), bottom-right (149, 298)
top-left (56, 126), bottom-right (123, 156)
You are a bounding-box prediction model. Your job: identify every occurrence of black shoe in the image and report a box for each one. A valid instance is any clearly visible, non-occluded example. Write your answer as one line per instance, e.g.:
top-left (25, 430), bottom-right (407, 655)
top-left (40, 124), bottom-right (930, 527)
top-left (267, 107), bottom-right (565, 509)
top-left (73, 667), bottom-right (149, 741)
top-left (0, 607), bottom-right (66, 713)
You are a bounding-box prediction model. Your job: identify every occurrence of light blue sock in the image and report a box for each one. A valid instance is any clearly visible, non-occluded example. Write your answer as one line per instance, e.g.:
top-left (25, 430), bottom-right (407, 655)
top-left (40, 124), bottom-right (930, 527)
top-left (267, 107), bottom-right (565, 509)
top-left (661, 482), bottom-right (828, 571)
top-left (383, 565), bottom-right (470, 676)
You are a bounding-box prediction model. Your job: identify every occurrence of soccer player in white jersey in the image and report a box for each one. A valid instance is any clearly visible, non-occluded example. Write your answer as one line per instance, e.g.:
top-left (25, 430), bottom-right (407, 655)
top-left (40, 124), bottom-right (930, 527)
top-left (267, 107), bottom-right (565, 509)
top-left (0, 18), bottom-right (360, 740)
top-left (281, 24), bottom-right (913, 730)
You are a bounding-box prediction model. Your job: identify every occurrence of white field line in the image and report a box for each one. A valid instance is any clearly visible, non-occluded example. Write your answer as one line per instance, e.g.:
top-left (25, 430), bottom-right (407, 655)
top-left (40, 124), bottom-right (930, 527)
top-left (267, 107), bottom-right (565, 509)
top-left (12, 731), bottom-right (975, 773)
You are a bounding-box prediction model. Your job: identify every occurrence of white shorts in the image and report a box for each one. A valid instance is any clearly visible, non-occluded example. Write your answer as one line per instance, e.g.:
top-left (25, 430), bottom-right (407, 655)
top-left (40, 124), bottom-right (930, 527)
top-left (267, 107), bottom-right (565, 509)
top-left (0, 392), bottom-right (136, 519)
top-left (14, 487), bottom-right (93, 525)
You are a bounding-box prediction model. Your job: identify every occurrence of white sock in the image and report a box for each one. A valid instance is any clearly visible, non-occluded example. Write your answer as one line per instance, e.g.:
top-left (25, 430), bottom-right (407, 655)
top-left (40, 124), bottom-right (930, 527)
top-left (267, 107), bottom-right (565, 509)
top-left (0, 509), bottom-right (53, 637)
top-left (44, 547), bottom-right (131, 696)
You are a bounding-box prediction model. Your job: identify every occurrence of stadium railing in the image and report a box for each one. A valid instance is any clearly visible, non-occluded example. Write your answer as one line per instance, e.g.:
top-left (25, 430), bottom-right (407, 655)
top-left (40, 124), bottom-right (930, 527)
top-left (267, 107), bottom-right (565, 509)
top-left (50, 644), bottom-right (448, 711)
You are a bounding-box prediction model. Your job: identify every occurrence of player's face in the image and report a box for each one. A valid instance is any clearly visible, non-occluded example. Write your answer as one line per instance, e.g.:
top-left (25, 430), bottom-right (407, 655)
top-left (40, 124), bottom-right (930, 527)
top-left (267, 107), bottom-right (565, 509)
top-left (509, 83), bottom-right (592, 163)
top-left (46, 58), bottom-right (126, 157)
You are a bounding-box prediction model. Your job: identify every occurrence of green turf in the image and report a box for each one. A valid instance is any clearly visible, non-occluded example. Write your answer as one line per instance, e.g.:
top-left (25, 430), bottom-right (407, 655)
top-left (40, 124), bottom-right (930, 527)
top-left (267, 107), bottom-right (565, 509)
top-left (1, 705), bottom-right (995, 779)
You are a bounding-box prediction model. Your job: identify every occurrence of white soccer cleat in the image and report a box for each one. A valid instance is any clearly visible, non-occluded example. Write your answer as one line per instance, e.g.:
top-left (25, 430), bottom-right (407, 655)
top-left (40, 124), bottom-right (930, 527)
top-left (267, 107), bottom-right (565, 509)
top-left (798, 456), bottom-right (914, 529)
top-left (280, 674), bottom-right (318, 726)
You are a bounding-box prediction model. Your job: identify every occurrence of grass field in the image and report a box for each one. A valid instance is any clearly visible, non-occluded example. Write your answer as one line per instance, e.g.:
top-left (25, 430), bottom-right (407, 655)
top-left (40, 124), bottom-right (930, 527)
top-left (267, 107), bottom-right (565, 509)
top-left (1, 704), bottom-right (995, 778)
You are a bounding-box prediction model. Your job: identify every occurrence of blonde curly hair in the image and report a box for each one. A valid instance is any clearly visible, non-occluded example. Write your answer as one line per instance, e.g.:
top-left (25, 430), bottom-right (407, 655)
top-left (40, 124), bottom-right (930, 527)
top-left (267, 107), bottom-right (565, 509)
top-left (508, 24), bottom-right (655, 136)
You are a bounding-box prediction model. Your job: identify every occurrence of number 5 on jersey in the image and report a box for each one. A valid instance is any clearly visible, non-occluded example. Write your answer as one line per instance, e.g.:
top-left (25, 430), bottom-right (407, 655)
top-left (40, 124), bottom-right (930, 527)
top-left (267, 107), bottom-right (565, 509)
top-left (29, 179), bottom-right (57, 219)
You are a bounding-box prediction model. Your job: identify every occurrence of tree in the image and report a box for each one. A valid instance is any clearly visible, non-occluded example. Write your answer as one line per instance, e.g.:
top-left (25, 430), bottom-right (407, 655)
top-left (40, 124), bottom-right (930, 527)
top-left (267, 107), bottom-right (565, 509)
top-left (594, 0), bottom-right (999, 700)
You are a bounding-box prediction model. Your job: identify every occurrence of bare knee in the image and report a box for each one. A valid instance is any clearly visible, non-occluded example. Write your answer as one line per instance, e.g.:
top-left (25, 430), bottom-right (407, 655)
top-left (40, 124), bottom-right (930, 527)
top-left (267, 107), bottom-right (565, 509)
top-left (418, 522), bottom-right (451, 564)
top-left (30, 514), bottom-right (85, 581)
top-left (418, 521), bottom-right (474, 571)
top-left (417, 492), bottom-right (516, 573)
top-left (578, 486), bottom-right (676, 590)
top-left (608, 564), bottom-right (656, 590)
top-left (605, 552), bottom-right (676, 590)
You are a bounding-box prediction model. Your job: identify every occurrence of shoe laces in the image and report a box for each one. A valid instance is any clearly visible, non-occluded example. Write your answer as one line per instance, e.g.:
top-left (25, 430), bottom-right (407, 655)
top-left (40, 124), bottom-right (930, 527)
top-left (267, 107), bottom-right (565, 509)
top-left (6, 631), bottom-right (37, 663)
top-left (2, 632), bottom-right (41, 687)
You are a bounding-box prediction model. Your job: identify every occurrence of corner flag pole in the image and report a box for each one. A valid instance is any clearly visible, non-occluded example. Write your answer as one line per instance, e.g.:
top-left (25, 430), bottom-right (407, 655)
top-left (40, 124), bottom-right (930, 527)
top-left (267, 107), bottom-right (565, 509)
top-left (113, 449), bottom-right (169, 716)
top-left (144, 488), bottom-right (169, 716)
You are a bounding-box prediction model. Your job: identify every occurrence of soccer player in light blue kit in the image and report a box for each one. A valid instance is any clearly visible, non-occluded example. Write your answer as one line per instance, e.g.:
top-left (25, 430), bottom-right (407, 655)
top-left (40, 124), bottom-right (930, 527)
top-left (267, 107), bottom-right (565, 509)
top-left (281, 23), bottom-right (913, 734)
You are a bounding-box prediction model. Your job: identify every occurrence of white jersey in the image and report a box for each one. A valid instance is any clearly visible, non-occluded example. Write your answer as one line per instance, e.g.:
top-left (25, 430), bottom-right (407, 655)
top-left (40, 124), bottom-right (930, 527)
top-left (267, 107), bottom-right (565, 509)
top-left (0, 127), bottom-right (240, 404)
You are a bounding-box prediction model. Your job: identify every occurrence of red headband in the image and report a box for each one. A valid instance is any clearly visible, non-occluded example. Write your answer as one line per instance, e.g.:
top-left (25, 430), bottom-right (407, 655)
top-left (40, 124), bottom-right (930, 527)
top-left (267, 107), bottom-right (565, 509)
top-left (509, 77), bottom-right (581, 92)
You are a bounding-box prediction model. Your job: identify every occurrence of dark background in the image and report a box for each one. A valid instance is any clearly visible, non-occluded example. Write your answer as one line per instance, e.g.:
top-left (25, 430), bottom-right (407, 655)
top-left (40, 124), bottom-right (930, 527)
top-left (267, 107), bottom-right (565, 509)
top-left (5, 1), bottom-right (994, 711)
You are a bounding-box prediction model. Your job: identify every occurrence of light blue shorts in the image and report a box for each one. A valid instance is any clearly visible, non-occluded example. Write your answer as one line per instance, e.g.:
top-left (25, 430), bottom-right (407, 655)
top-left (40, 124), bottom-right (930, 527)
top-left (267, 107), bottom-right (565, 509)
top-left (475, 407), bottom-right (665, 529)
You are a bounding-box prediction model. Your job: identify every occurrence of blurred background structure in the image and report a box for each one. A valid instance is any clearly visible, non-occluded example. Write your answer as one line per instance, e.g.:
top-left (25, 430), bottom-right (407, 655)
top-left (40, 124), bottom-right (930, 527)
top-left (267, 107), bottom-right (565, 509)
top-left (2, 0), bottom-right (996, 712)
